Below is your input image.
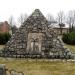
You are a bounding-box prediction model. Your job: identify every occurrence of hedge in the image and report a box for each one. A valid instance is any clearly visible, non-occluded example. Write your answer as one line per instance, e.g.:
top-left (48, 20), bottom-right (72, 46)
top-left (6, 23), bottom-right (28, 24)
top-left (0, 32), bottom-right (11, 45)
top-left (62, 32), bottom-right (75, 45)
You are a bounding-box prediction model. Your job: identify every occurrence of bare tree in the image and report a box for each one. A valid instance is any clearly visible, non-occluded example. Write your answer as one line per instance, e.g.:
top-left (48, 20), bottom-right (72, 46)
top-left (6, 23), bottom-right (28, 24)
top-left (67, 10), bottom-right (75, 32)
top-left (8, 16), bottom-right (16, 34)
top-left (24, 13), bottom-right (28, 21)
top-left (8, 16), bottom-right (15, 27)
top-left (46, 14), bottom-right (55, 25)
top-left (18, 13), bottom-right (28, 25)
top-left (56, 11), bottom-right (65, 34)
top-left (57, 11), bottom-right (65, 23)
top-left (18, 14), bottom-right (24, 25)
top-left (11, 25), bottom-right (18, 34)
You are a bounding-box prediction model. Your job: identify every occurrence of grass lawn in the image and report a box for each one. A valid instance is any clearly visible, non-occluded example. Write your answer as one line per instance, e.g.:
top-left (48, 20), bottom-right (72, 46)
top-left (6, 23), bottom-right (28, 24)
top-left (0, 58), bottom-right (75, 75)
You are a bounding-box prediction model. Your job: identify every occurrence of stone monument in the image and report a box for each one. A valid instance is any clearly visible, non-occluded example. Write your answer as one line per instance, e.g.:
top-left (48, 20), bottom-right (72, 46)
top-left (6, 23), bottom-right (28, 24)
top-left (1, 9), bottom-right (73, 59)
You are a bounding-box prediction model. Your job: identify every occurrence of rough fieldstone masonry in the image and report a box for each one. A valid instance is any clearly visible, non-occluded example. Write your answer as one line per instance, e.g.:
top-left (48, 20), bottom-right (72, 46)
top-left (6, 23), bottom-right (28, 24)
top-left (1, 9), bottom-right (73, 58)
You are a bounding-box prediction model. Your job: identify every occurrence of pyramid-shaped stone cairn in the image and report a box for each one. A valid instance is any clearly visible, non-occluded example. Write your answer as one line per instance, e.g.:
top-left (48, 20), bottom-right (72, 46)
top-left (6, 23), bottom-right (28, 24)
top-left (1, 9), bottom-right (74, 59)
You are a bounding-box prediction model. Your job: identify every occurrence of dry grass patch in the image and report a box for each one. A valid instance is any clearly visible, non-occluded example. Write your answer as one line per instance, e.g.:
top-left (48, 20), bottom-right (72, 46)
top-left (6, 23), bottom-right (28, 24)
top-left (0, 58), bottom-right (75, 75)
top-left (0, 45), bottom-right (5, 50)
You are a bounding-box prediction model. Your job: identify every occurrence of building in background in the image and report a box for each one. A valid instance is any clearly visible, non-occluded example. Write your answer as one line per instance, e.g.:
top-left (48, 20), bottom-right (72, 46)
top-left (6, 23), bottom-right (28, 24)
top-left (0, 21), bottom-right (18, 35)
top-left (0, 21), bottom-right (10, 33)
top-left (48, 22), bottom-right (69, 35)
